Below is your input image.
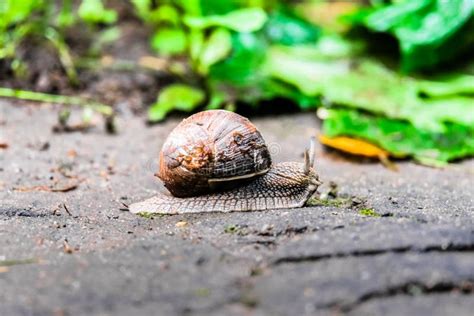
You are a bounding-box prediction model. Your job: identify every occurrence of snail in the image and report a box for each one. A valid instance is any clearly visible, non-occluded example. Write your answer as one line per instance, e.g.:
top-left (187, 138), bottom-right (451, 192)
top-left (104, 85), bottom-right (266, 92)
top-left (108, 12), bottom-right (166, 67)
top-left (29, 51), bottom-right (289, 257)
top-left (129, 110), bottom-right (321, 214)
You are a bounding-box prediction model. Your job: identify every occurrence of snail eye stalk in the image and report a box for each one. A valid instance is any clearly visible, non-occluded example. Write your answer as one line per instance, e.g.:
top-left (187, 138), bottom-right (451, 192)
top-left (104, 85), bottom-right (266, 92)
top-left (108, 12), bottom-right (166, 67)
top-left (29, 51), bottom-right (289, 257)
top-left (304, 149), bottom-right (310, 174)
top-left (304, 137), bottom-right (316, 174)
top-left (309, 136), bottom-right (316, 169)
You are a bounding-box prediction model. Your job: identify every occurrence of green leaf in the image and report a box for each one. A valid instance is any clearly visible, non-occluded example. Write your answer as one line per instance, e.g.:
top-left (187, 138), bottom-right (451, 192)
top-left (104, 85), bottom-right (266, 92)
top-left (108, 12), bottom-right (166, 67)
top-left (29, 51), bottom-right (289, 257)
top-left (362, 0), bottom-right (474, 71)
top-left (175, 0), bottom-right (201, 16)
top-left (320, 60), bottom-right (474, 132)
top-left (0, 0), bottom-right (39, 28)
top-left (254, 79), bottom-right (320, 109)
top-left (198, 28), bottom-right (232, 74)
top-left (151, 28), bottom-right (187, 56)
top-left (148, 84), bottom-right (205, 122)
top-left (205, 87), bottom-right (227, 110)
top-left (264, 9), bottom-right (320, 45)
top-left (265, 45), bottom-right (351, 96)
top-left (199, 0), bottom-right (239, 16)
top-left (78, 0), bottom-right (117, 25)
top-left (132, 3), bottom-right (181, 25)
top-left (57, 0), bottom-right (75, 28)
top-left (417, 74), bottom-right (474, 97)
top-left (184, 8), bottom-right (268, 32)
top-left (154, 5), bottom-right (180, 25)
top-left (210, 32), bottom-right (267, 85)
top-left (130, 0), bottom-right (151, 21)
top-left (263, 35), bottom-right (363, 96)
top-left (266, 42), bottom-right (474, 132)
top-left (189, 30), bottom-right (204, 64)
top-left (365, 0), bottom-right (433, 32)
top-left (322, 109), bottom-right (474, 165)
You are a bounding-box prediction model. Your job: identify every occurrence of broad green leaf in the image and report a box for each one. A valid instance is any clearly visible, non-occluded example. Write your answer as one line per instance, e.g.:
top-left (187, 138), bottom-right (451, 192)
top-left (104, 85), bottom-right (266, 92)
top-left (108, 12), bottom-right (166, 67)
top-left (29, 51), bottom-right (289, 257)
top-left (148, 84), bottom-right (205, 122)
top-left (265, 45), bottom-right (351, 96)
top-left (210, 32), bottom-right (267, 85)
top-left (0, 0), bottom-right (39, 28)
top-left (133, 3), bottom-right (180, 25)
top-left (156, 5), bottom-right (180, 25)
top-left (362, 0), bottom-right (474, 71)
top-left (263, 35), bottom-right (363, 96)
top-left (78, 0), bottom-right (117, 25)
top-left (198, 28), bottom-right (232, 74)
top-left (184, 8), bottom-right (268, 32)
top-left (206, 78), bottom-right (319, 110)
top-left (417, 74), bottom-right (474, 97)
top-left (322, 109), bottom-right (474, 165)
top-left (365, 0), bottom-right (432, 32)
top-left (266, 42), bottom-right (474, 132)
top-left (320, 60), bottom-right (474, 132)
top-left (255, 79), bottom-right (319, 109)
top-left (151, 28), bottom-right (187, 56)
top-left (264, 9), bottom-right (320, 45)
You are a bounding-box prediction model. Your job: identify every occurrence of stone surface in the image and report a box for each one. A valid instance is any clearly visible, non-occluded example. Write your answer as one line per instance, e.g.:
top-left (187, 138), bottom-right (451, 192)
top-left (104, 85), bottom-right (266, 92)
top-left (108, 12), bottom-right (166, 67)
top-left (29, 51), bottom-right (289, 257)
top-left (1, 101), bottom-right (473, 315)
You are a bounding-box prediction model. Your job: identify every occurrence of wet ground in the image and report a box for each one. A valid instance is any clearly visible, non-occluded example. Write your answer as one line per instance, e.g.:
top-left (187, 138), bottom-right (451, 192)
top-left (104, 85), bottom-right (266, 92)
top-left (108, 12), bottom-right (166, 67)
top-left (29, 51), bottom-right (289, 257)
top-left (1, 100), bottom-right (473, 316)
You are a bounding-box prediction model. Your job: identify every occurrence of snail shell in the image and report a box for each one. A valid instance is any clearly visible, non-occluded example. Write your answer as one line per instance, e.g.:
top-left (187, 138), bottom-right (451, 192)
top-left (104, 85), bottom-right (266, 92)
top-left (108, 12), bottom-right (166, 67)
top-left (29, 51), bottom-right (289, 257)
top-left (157, 110), bottom-right (272, 197)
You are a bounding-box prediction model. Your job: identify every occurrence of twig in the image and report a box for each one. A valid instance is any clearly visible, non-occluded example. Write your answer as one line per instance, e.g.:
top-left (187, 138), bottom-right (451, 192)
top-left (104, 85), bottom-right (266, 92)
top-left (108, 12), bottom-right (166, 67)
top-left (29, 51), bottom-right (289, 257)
top-left (0, 87), bottom-right (113, 116)
top-left (75, 55), bottom-right (170, 73)
top-left (63, 239), bottom-right (75, 254)
top-left (63, 203), bottom-right (72, 216)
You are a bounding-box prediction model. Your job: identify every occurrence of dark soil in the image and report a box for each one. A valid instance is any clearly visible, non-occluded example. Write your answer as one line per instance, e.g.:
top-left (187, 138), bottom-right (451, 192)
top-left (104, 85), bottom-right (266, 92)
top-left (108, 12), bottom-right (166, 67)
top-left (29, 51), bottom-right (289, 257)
top-left (0, 16), bottom-right (166, 115)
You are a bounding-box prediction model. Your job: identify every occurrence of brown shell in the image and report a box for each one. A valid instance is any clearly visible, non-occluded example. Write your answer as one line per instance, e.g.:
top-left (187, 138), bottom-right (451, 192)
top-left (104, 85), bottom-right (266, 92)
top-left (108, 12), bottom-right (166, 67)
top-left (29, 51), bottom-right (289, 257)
top-left (157, 110), bottom-right (272, 197)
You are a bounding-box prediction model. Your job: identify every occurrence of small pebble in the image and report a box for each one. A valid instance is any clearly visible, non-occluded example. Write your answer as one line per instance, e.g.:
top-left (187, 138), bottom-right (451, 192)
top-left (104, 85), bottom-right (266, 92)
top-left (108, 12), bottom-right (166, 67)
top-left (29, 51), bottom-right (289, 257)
top-left (175, 221), bottom-right (188, 227)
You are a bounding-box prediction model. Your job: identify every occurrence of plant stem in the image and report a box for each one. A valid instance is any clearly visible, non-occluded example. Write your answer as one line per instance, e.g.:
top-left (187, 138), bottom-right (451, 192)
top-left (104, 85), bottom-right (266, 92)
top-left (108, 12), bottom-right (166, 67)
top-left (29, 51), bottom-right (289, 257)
top-left (0, 87), bottom-right (113, 116)
top-left (45, 27), bottom-right (79, 85)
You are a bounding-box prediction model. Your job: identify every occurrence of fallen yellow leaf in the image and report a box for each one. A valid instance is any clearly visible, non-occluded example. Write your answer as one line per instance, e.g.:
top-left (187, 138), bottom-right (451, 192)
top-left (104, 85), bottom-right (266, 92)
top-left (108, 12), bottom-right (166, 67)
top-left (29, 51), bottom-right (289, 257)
top-left (319, 135), bottom-right (398, 171)
top-left (319, 135), bottom-right (389, 158)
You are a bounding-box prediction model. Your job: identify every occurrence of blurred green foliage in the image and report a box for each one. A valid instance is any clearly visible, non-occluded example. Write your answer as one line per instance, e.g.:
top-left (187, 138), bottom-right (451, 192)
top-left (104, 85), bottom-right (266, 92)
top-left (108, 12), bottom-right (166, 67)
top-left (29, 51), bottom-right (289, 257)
top-left (1, 0), bottom-right (473, 164)
top-left (0, 0), bottom-right (117, 81)
top-left (130, 0), bottom-right (321, 119)
top-left (133, 0), bottom-right (473, 165)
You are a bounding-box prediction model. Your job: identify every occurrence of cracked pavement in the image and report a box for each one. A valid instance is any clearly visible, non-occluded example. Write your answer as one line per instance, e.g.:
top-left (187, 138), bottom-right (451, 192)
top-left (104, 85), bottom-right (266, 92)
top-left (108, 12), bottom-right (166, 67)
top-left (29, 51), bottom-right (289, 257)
top-left (1, 101), bottom-right (473, 315)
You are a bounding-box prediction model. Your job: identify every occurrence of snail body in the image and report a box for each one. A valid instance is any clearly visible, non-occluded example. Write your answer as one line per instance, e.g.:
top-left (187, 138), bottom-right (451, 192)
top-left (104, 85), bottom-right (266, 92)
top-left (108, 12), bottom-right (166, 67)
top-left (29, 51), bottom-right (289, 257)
top-left (129, 110), bottom-right (321, 215)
